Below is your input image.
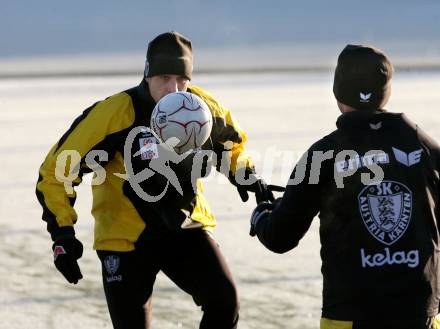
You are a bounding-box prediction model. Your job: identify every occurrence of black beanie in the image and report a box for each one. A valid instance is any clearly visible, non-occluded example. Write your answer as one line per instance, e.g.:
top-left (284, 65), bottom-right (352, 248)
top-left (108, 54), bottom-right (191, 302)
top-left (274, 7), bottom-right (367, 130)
top-left (333, 44), bottom-right (393, 110)
top-left (145, 31), bottom-right (193, 80)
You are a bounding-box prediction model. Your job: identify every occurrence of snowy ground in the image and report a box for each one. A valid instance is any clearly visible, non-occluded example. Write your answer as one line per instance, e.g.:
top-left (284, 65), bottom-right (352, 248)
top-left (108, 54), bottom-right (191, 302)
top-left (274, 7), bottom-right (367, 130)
top-left (1, 71), bottom-right (440, 328)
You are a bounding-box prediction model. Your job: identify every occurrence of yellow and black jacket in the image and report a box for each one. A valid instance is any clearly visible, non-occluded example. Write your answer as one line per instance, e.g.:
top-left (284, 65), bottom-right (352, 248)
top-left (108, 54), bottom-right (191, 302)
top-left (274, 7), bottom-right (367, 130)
top-left (36, 79), bottom-right (253, 251)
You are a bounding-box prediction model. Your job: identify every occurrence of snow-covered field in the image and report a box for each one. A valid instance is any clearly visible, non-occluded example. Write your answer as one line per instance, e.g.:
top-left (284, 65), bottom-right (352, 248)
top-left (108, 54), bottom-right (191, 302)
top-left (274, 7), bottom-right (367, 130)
top-left (1, 71), bottom-right (440, 328)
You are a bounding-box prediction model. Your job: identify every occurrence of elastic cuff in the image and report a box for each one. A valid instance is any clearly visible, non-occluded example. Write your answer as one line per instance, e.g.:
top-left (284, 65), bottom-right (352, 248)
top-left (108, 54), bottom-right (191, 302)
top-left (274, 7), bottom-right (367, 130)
top-left (50, 226), bottom-right (75, 241)
top-left (229, 166), bottom-right (256, 187)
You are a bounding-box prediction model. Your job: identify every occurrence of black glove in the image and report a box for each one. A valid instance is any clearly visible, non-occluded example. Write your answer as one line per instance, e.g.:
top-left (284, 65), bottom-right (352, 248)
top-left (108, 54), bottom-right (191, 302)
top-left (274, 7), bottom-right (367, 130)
top-left (235, 172), bottom-right (275, 204)
top-left (52, 235), bottom-right (83, 284)
top-left (249, 201), bottom-right (275, 237)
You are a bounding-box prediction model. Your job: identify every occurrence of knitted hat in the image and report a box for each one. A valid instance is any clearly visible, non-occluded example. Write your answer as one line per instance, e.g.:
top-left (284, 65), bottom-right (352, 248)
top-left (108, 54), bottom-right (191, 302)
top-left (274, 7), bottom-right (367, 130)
top-left (145, 31), bottom-right (193, 80)
top-left (333, 44), bottom-right (393, 110)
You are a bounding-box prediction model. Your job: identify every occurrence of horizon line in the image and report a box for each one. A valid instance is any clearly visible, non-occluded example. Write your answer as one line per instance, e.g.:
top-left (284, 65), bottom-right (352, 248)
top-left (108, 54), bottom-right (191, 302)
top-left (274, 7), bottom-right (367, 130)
top-left (2, 64), bottom-right (440, 80)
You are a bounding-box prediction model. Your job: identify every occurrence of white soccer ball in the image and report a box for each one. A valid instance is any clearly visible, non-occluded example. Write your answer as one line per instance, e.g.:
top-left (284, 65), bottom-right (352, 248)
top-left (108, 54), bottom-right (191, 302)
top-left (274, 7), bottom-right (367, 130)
top-left (150, 91), bottom-right (213, 154)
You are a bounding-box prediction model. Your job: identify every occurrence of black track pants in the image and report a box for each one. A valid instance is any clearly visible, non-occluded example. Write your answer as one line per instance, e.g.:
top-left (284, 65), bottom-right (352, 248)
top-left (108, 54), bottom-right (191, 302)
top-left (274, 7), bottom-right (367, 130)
top-left (97, 230), bottom-right (239, 329)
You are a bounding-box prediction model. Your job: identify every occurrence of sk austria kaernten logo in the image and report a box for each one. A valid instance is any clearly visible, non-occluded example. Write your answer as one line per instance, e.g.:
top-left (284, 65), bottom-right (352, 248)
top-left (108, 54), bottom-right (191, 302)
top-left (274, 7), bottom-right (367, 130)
top-left (358, 181), bottom-right (412, 245)
top-left (104, 255), bottom-right (120, 275)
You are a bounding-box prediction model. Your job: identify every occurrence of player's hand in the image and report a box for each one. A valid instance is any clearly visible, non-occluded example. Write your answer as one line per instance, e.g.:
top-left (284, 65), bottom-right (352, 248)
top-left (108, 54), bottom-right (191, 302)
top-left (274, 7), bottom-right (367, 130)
top-left (236, 174), bottom-right (275, 204)
top-left (52, 235), bottom-right (83, 284)
top-left (249, 202), bottom-right (275, 236)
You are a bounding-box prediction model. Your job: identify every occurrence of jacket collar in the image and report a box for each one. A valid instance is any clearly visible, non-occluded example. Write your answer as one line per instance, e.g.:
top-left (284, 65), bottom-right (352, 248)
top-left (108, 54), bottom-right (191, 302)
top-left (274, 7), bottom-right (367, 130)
top-left (135, 78), bottom-right (156, 110)
top-left (336, 109), bottom-right (387, 131)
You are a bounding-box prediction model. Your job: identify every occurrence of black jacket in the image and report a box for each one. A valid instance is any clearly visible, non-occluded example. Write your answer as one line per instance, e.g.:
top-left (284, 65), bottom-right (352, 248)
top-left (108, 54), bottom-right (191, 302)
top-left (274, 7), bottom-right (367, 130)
top-left (255, 110), bottom-right (440, 320)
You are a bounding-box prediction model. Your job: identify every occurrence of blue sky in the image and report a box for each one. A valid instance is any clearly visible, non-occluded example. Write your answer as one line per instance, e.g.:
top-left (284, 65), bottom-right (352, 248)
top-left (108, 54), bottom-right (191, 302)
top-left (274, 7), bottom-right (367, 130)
top-left (1, 0), bottom-right (440, 58)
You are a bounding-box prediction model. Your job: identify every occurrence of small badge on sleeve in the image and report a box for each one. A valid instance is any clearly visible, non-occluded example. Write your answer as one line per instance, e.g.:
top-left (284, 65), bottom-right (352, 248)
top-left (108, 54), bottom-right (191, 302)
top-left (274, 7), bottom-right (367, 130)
top-left (138, 136), bottom-right (159, 160)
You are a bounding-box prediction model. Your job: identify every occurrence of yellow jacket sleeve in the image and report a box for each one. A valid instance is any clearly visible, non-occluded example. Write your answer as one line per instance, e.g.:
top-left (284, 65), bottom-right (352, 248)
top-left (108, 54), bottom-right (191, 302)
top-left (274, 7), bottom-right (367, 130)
top-left (36, 92), bottom-right (135, 238)
top-left (188, 85), bottom-right (254, 177)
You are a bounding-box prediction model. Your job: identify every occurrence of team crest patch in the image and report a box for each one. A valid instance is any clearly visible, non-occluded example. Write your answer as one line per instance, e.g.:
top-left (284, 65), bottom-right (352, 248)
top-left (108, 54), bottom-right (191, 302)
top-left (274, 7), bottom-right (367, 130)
top-left (104, 255), bottom-right (120, 275)
top-left (358, 181), bottom-right (412, 245)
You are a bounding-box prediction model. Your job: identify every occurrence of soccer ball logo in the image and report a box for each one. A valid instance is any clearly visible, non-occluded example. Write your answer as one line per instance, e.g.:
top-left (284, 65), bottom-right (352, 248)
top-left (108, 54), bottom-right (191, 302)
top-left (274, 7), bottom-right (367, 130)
top-left (150, 91), bottom-right (213, 154)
